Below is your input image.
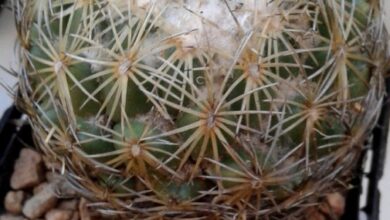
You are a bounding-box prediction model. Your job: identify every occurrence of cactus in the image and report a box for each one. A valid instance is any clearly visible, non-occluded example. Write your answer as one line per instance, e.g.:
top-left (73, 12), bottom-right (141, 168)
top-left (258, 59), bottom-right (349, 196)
top-left (14, 0), bottom-right (388, 219)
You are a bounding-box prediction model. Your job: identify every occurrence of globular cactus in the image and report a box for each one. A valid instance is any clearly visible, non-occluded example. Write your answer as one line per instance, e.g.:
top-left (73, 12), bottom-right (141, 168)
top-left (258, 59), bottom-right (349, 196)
top-left (14, 0), bottom-right (388, 219)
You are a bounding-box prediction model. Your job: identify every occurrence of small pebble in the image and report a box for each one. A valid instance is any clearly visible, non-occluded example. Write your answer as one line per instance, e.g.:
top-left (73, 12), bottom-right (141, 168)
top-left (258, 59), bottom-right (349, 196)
top-left (22, 183), bottom-right (58, 219)
top-left (45, 209), bottom-right (73, 220)
top-left (10, 149), bottom-right (43, 190)
top-left (33, 182), bottom-right (50, 195)
top-left (70, 212), bottom-right (79, 220)
top-left (320, 192), bottom-right (346, 217)
top-left (4, 191), bottom-right (25, 214)
top-left (0, 214), bottom-right (27, 220)
top-left (78, 198), bottom-right (91, 220)
top-left (58, 200), bottom-right (79, 211)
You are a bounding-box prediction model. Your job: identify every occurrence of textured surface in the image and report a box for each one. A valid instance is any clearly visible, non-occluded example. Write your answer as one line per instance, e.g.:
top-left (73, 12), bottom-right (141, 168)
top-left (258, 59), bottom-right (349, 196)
top-left (14, 0), bottom-right (388, 218)
top-left (0, 1), bottom-right (390, 219)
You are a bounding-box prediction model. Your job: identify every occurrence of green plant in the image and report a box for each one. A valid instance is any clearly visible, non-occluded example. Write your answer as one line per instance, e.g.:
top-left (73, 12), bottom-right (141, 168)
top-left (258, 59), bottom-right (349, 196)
top-left (14, 0), bottom-right (388, 219)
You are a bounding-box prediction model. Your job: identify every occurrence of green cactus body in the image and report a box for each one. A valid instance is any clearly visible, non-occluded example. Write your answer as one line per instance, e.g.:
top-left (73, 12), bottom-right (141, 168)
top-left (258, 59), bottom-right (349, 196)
top-left (76, 117), bottom-right (115, 157)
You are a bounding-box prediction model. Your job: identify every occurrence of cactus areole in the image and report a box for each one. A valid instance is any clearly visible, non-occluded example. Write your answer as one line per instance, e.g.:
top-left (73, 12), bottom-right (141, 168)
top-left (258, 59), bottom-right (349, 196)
top-left (15, 0), bottom-right (388, 219)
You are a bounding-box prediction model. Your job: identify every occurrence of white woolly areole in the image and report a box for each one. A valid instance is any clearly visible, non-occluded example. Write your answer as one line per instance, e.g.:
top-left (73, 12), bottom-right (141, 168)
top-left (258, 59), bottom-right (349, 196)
top-left (132, 0), bottom-right (275, 56)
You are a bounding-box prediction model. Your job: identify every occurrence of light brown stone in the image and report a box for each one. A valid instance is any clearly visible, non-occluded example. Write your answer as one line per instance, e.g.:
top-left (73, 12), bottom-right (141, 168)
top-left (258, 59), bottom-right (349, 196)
top-left (34, 182), bottom-right (50, 195)
top-left (10, 148), bottom-right (43, 190)
top-left (0, 214), bottom-right (27, 220)
top-left (45, 209), bottom-right (73, 220)
top-left (4, 191), bottom-right (25, 214)
top-left (70, 212), bottom-right (79, 220)
top-left (22, 183), bottom-right (58, 219)
top-left (78, 198), bottom-right (91, 220)
top-left (320, 192), bottom-right (346, 217)
top-left (58, 200), bottom-right (79, 211)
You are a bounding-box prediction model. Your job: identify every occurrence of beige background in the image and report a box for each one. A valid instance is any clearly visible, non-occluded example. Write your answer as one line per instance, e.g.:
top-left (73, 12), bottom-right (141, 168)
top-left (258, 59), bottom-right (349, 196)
top-left (0, 3), bottom-right (390, 219)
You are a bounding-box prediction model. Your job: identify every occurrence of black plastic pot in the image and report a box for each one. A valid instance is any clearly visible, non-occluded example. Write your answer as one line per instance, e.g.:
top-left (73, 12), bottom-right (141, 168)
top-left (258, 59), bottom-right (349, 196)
top-left (0, 106), bottom-right (32, 213)
top-left (341, 76), bottom-right (390, 220)
top-left (0, 90), bottom-right (389, 218)
top-left (0, 0), bottom-right (7, 8)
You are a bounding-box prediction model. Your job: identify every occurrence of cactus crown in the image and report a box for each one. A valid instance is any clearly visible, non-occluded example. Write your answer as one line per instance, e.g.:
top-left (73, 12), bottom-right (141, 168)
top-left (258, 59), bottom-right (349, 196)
top-left (14, 0), bottom-right (388, 219)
